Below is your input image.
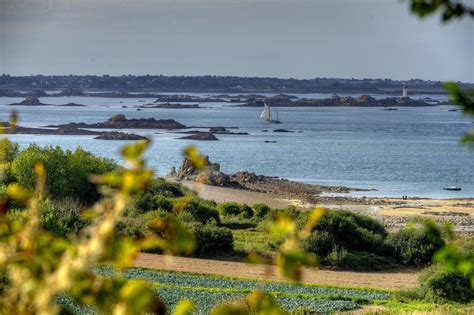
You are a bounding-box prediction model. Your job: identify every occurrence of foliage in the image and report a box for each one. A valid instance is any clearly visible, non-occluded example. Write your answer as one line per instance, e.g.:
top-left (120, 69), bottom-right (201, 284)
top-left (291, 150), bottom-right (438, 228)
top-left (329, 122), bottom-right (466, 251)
top-left (443, 82), bottom-right (474, 144)
top-left (11, 144), bottom-right (116, 203)
top-left (186, 223), bottom-right (234, 256)
top-left (262, 208), bottom-right (325, 281)
top-left (0, 138), bottom-right (185, 313)
top-left (323, 248), bottom-right (395, 271)
top-left (252, 203), bottom-right (271, 218)
top-left (219, 202), bottom-right (253, 219)
top-left (419, 265), bottom-right (474, 303)
top-left (387, 224), bottom-right (445, 266)
top-left (232, 229), bottom-right (276, 257)
top-left (0, 140), bottom-right (19, 183)
top-left (408, 0), bottom-right (474, 21)
top-left (172, 195), bottom-right (220, 224)
top-left (301, 210), bottom-right (388, 257)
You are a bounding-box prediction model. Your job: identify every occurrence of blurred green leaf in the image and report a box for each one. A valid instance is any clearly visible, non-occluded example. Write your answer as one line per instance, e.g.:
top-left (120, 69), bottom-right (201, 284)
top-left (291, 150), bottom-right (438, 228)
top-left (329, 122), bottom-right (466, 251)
top-left (172, 299), bottom-right (196, 315)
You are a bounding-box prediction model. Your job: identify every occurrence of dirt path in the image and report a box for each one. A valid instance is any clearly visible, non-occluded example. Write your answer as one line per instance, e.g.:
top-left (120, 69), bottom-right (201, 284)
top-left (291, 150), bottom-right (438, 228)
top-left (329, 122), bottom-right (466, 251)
top-left (181, 180), bottom-right (302, 209)
top-left (133, 253), bottom-right (418, 290)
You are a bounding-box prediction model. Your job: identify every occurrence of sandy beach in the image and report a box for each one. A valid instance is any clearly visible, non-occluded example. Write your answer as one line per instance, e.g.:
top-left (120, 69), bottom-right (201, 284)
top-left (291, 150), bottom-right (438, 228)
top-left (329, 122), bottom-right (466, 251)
top-left (179, 180), bottom-right (474, 233)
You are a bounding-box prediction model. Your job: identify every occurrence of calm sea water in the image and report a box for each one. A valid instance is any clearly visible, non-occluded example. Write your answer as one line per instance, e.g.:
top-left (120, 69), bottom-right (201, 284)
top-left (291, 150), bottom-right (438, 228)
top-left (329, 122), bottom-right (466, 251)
top-left (1, 93), bottom-right (472, 199)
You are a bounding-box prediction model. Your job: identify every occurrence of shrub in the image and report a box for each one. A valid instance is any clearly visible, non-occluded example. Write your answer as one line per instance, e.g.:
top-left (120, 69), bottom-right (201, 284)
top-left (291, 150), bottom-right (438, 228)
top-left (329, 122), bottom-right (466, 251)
top-left (115, 217), bottom-right (150, 239)
top-left (187, 223), bottom-right (234, 256)
top-left (11, 145), bottom-right (116, 203)
top-left (301, 230), bottom-right (335, 257)
top-left (253, 203), bottom-right (271, 218)
top-left (153, 196), bottom-right (173, 212)
top-left (0, 140), bottom-right (19, 183)
top-left (323, 247), bottom-right (395, 271)
top-left (301, 210), bottom-right (388, 257)
top-left (39, 199), bottom-right (69, 238)
top-left (219, 202), bottom-right (253, 219)
top-left (173, 196), bottom-right (220, 224)
top-left (387, 227), bottom-right (445, 266)
top-left (419, 265), bottom-right (474, 303)
top-left (50, 198), bottom-right (87, 234)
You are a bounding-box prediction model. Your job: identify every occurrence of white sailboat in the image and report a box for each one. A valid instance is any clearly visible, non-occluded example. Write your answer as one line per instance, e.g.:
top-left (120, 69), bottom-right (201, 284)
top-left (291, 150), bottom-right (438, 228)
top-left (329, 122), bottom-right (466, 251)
top-left (443, 169), bottom-right (462, 191)
top-left (260, 100), bottom-right (281, 124)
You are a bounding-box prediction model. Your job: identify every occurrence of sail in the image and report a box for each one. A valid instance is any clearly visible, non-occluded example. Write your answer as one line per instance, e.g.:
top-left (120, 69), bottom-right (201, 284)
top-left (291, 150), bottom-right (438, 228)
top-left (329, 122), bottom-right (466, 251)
top-left (260, 103), bottom-right (271, 121)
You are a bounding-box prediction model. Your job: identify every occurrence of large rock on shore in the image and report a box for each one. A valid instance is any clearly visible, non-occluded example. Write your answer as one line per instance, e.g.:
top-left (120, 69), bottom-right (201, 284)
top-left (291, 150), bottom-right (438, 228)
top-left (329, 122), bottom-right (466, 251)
top-left (46, 114), bottom-right (187, 129)
top-left (174, 156), bottom-right (227, 186)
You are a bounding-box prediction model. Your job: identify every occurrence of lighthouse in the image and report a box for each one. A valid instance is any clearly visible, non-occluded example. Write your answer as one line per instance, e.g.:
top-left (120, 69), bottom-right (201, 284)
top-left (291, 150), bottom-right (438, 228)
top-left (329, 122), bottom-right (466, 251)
top-left (402, 82), bottom-right (408, 98)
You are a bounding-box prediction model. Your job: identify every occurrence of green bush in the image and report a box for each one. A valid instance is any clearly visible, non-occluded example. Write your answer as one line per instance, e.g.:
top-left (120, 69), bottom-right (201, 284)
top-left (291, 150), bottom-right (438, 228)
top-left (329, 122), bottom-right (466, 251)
top-left (301, 230), bottom-right (335, 257)
top-left (301, 210), bottom-right (387, 257)
top-left (146, 178), bottom-right (185, 198)
top-left (419, 265), bottom-right (474, 303)
top-left (252, 203), bottom-right (271, 218)
top-left (219, 202), bottom-right (253, 219)
top-left (11, 145), bottom-right (116, 203)
top-left (387, 227), bottom-right (445, 266)
top-left (187, 223), bottom-right (234, 256)
top-left (0, 140), bottom-right (19, 183)
top-left (39, 199), bottom-right (69, 238)
top-left (115, 217), bottom-right (150, 239)
top-left (173, 196), bottom-right (220, 224)
top-left (322, 247), bottom-right (395, 271)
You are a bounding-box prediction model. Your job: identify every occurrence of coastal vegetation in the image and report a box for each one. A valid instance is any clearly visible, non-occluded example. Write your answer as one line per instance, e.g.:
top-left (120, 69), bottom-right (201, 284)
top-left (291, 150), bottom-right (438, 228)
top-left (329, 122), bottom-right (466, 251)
top-left (0, 129), bottom-right (472, 314)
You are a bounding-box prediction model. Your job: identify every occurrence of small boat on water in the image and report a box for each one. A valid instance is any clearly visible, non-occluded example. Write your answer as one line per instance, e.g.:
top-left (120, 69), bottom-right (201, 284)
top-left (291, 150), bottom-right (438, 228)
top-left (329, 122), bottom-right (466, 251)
top-left (260, 100), bottom-right (281, 124)
top-left (443, 169), bottom-right (462, 191)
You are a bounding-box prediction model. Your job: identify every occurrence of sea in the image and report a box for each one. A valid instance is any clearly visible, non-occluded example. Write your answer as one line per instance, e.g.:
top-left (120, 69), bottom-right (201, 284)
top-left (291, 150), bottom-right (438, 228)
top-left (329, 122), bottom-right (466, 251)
top-left (1, 92), bottom-right (472, 199)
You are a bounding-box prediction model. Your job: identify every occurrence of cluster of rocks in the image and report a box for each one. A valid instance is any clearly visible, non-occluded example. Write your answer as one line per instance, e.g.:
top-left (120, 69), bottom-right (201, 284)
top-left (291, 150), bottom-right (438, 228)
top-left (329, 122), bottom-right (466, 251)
top-left (1, 123), bottom-right (147, 141)
top-left (9, 97), bottom-right (87, 107)
top-left (179, 132), bottom-right (218, 141)
top-left (171, 156), bottom-right (231, 186)
top-left (153, 94), bottom-right (225, 103)
top-left (9, 96), bottom-right (50, 106)
top-left (170, 157), bottom-right (361, 202)
top-left (208, 126), bottom-right (248, 135)
top-left (242, 94), bottom-right (434, 107)
top-left (139, 103), bottom-right (201, 109)
top-left (47, 114), bottom-right (187, 129)
top-left (175, 126), bottom-right (249, 141)
top-left (94, 131), bottom-right (147, 140)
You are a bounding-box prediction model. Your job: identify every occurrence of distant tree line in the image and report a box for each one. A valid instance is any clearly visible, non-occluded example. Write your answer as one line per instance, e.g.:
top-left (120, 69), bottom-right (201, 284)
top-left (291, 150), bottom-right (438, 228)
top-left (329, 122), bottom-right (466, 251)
top-left (1, 74), bottom-right (472, 93)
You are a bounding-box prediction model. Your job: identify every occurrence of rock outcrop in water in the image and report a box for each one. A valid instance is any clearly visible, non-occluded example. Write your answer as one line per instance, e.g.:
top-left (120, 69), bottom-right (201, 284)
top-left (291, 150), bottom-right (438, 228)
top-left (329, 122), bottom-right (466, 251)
top-left (242, 94), bottom-right (434, 107)
top-left (153, 94), bottom-right (225, 103)
top-left (139, 103), bottom-right (201, 109)
top-left (1, 122), bottom-right (147, 141)
top-left (47, 114), bottom-right (187, 129)
top-left (9, 96), bottom-right (50, 106)
top-left (56, 102), bottom-right (87, 107)
top-left (94, 131), bottom-right (147, 140)
top-left (179, 132), bottom-right (219, 141)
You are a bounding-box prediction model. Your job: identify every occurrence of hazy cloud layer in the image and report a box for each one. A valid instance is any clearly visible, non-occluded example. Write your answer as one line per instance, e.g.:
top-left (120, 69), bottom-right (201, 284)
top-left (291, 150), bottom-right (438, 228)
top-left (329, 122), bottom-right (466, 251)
top-left (1, 0), bottom-right (473, 81)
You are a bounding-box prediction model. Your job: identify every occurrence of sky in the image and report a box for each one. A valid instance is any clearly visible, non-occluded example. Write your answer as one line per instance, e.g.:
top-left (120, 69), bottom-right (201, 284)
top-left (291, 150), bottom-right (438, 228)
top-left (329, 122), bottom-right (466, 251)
top-left (0, 0), bottom-right (473, 82)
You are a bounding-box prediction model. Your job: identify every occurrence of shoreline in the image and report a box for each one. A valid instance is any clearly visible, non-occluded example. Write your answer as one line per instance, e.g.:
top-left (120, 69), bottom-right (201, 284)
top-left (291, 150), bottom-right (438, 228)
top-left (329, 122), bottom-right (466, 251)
top-left (176, 179), bottom-right (474, 233)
